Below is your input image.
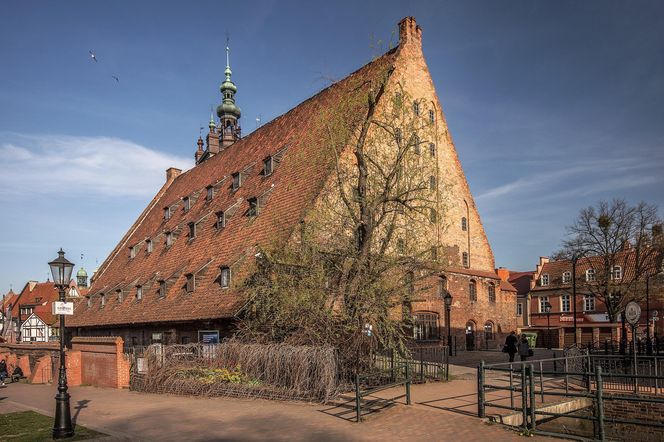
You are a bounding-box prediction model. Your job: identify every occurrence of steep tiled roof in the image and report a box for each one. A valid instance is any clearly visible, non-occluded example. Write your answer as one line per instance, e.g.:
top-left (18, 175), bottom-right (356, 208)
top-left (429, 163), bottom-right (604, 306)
top-left (68, 48), bottom-right (398, 328)
top-left (33, 305), bottom-right (57, 326)
top-left (508, 271), bottom-right (533, 297)
top-left (12, 281), bottom-right (59, 317)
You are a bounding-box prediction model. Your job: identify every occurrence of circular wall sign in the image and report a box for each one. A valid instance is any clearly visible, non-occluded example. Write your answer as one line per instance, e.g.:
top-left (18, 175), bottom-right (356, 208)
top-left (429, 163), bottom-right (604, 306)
top-left (624, 301), bottom-right (641, 326)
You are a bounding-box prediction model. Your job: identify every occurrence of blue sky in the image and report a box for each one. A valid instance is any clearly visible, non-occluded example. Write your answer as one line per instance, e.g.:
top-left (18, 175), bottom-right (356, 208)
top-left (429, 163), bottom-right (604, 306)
top-left (1, 0), bottom-right (663, 293)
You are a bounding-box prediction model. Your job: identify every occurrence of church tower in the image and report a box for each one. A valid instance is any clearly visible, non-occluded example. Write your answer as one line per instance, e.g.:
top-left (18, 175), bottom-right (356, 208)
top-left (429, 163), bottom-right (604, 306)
top-left (216, 43), bottom-right (241, 148)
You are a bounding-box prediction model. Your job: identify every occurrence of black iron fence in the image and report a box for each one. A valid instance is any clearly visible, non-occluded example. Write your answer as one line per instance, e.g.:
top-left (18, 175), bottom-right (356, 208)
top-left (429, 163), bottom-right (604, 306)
top-left (478, 351), bottom-right (664, 440)
top-left (374, 345), bottom-right (449, 383)
top-left (354, 362), bottom-right (412, 422)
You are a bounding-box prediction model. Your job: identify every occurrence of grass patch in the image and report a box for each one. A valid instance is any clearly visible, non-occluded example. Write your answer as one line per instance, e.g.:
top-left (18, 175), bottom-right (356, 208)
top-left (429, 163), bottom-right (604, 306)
top-left (0, 411), bottom-right (106, 441)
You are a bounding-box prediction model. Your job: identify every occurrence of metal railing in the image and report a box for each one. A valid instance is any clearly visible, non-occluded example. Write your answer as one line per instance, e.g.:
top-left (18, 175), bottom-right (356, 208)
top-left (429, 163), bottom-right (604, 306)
top-left (374, 345), bottom-right (449, 383)
top-left (478, 353), bottom-right (664, 440)
top-left (354, 362), bottom-right (412, 423)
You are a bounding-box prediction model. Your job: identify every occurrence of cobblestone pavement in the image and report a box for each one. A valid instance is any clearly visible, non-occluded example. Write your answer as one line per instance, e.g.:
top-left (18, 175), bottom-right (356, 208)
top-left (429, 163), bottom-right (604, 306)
top-left (0, 379), bottom-right (555, 441)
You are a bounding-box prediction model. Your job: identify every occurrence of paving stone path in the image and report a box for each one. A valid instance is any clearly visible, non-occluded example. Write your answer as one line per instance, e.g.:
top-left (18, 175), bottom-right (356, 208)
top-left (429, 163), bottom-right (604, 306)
top-left (0, 368), bottom-right (555, 441)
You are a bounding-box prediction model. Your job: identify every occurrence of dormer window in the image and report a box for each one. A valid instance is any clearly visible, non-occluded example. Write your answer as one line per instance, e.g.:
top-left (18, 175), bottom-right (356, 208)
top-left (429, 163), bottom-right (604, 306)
top-left (165, 231), bottom-right (173, 247)
top-left (263, 157), bottom-right (273, 176)
top-left (183, 196), bottom-right (190, 212)
top-left (220, 266), bottom-right (231, 288)
top-left (612, 266), bottom-right (622, 280)
top-left (586, 269), bottom-right (595, 282)
top-left (206, 186), bottom-right (213, 201)
top-left (164, 207), bottom-right (171, 220)
top-left (541, 274), bottom-right (549, 286)
top-left (100, 293), bottom-right (106, 307)
top-left (429, 109), bottom-right (435, 124)
top-left (232, 172), bottom-right (241, 191)
top-left (247, 198), bottom-right (258, 217)
top-left (216, 211), bottom-right (226, 229)
top-left (129, 246), bottom-right (135, 259)
top-left (188, 222), bottom-right (196, 239)
top-left (186, 274), bottom-right (195, 293)
top-left (86, 296), bottom-right (91, 308)
top-left (116, 289), bottom-right (123, 303)
top-left (562, 271), bottom-right (571, 284)
top-left (158, 280), bottom-right (166, 298)
top-left (136, 285), bottom-right (143, 300)
top-left (146, 239), bottom-right (153, 253)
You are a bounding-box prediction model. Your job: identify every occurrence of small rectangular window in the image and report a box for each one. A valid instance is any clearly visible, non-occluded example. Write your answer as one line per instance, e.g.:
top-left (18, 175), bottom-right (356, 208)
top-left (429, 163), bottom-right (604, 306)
top-left (216, 211), bottom-right (226, 229)
top-left (164, 207), bottom-right (171, 220)
top-left (247, 197), bottom-right (258, 217)
top-left (541, 274), bottom-right (549, 286)
top-left (586, 269), bottom-right (595, 282)
top-left (165, 232), bottom-right (173, 247)
top-left (429, 143), bottom-right (436, 157)
top-left (186, 274), bottom-right (195, 293)
top-left (488, 284), bottom-right (496, 303)
top-left (263, 157), bottom-right (273, 176)
top-left (183, 197), bottom-right (190, 212)
top-left (429, 176), bottom-right (436, 191)
top-left (461, 217), bottom-right (467, 231)
top-left (562, 271), bottom-right (571, 284)
top-left (462, 252), bottom-right (469, 268)
top-left (232, 172), bottom-right (241, 191)
top-left (413, 102), bottom-right (420, 116)
top-left (86, 297), bottom-right (91, 308)
top-left (206, 186), bottom-right (214, 201)
top-left (158, 280), bottom-right (166, 298)
top-left (539, 296), bottom-right (549, 313)
top-left (146, 239), bottom-right (153, 253)
top-left (117, 289), bottom-right (123, 303)
top-left (429, 109), bottom-right (435, 124)
top-left (561, 294), bottom-right (571, 312)
top-left (516, 303), bottom-right (523, 316)
top-left (584, 295), bottom-right (595, 312)
top-left (188, 222), bottom-right (196, 239)
top-left (129, 247), bottom-right (135, 259)
top-left (100, 293), bottom-right (106, 307)
top-left (220, 267), bottom-right (231, 288)
top-left (136, 285), bottom-right (143, 300)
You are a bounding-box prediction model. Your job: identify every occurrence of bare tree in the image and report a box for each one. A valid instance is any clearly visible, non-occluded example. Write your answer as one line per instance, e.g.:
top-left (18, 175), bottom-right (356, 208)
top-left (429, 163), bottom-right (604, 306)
top-left (238, 71), bottom-right (448, 371)
top-left (558, 199), bottom-right (663, 322)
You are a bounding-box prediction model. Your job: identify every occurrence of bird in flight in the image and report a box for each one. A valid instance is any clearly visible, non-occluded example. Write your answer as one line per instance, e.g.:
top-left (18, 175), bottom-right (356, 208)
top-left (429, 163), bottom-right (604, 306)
top-left (111, 75), bottom-right (120, 83)
top-left (89, 50), bottom-right (98, 62)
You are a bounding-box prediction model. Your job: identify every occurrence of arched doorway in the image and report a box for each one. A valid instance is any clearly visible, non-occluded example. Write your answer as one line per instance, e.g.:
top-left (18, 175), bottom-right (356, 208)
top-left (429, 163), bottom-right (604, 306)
top-left (484, 321), bottom-right (495, 348)
top-left (466, 320), bottom-right (476, 351)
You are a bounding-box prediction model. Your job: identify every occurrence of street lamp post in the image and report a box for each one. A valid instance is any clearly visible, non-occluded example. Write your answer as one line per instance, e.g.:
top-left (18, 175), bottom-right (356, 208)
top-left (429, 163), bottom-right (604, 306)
top-left (544, 302), bottom-right (552, 349)
top-left (48, 249), bottom-right (74, 439)
top-left (444, 293), bottom-right (453, 350)
top-left (572, 255), bottom-right (579, 345)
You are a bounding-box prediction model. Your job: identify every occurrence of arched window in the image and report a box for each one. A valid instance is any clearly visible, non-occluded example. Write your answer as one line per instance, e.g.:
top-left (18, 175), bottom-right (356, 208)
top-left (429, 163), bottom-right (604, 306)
top-left (469, 280), bottom-right (477, 302)
top-left (413, 312), bottom-right (439, 341)
top-left (488, 283), bottom-right (496, 303)
top-left (484, 321), bottom-right (494, 341)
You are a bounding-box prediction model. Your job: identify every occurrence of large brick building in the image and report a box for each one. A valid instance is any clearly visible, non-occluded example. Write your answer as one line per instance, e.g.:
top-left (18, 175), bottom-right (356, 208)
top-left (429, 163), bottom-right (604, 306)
top-left (68, 17), bottom-right (517, 349)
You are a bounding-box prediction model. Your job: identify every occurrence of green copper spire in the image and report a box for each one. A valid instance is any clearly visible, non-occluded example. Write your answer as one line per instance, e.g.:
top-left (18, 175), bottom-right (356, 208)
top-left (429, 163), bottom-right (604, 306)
top-left (209, 109), bottom-right (215, 129)
top-left (217, 39), bottom-right (241, 120)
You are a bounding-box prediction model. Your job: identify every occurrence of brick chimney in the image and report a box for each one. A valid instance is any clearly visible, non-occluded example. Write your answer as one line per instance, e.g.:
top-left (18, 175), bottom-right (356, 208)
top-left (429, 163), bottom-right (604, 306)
top-left (398, 17), bottom-right (422, 47)
top-left (496, 267), bottom-right (510, 282)
top-left (166, 167), bottom-right (182, 183)
top-left (207, 125), bottom-right (220, 155)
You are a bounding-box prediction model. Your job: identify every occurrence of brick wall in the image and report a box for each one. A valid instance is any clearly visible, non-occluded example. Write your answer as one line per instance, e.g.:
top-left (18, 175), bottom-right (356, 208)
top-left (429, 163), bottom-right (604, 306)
top-left (602, 393), bottom-right (664, 441)
top-left (71, 336), bottom-right (129, 388)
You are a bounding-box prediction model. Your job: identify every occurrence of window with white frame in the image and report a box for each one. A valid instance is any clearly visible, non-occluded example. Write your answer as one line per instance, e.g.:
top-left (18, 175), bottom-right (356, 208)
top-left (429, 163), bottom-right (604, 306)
top-left (561, 294), bottom-right (571, 312)
top-left (247, 198), bottom-right (259, 217)
top-left (539, 296), bottom-right (550, 313)
top-left (585, 268), bottom-right (595, 282)
top-left (541, 274), bottom-right (549, 286)
top-left (562, 271), bottom-right (571, 284)
top-left (584, 295), bottom-right (595, 312)
top-left (516, 303), bottom-right (523, 316)
top-left (216, 211), bottom-right (226, 229)
top-left (612, 266), bottom-right (622, 280)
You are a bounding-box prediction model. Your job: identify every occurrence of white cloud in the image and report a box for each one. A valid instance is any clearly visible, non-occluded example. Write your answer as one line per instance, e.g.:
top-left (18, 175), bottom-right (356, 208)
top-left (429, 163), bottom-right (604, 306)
top-left (0, 134), bottom-right (192, 198)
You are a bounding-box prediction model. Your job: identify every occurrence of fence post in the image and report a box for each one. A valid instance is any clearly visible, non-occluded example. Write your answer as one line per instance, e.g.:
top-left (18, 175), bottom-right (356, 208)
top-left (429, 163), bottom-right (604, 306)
top-left (564, 356), bottom-right (569, 395)
top-left (586, 354), bottom-right (591, 392)
top-left (654, 356), bottom-right (659, 394)
top-left (520, 364), bottom-right (528, 432)
top-left (477, 361), bottom-right (485, 418)
top-left (553, 352), bottom-right (557, 373)
top-left (445, 346), bottom-right (449, 381)
top-left (355, 373), bottom-right (361, 423)
top-left (509, 363), bottom-right (514, 409)
top-left (528, 364), bottom-right (536, 432)
top-left (595, 365), bottom-right (605, 441)
top-left (405, 362), bottom-right (411, 405)
top-left (632, 329), bottom-right (638, 393)
top-left (420, 347), bottom-right (424, 383)
top-left (390, 349), bottom-right (395, 382)
top-left (539, 361), bottom-right (544, 402)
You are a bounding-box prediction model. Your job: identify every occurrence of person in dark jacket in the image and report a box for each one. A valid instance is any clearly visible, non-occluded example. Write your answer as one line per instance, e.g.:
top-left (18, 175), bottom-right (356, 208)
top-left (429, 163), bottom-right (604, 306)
top-left (518, 335), bottom-right (530, 361)
top-left (0, 360), bottom-right (8, 385)
top-left (505, 331), bottom-right (518, 362)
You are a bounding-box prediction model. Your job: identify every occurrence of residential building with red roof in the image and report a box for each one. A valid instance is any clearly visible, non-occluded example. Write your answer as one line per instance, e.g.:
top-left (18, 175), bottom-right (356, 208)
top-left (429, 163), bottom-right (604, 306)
top-left (68, 18), bottom-right (517, 350)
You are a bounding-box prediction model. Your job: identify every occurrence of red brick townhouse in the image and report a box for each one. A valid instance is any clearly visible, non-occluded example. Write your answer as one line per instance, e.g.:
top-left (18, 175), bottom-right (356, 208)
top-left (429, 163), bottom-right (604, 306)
top-left (68, 18), bottom-right (517, 349)
top-left (522, 248), bottom-right (664, 348)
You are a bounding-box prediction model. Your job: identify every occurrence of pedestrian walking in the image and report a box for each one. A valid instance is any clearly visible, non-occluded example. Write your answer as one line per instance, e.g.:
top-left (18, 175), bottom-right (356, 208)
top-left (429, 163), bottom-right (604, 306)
top-left (504, 331), bottom-right (518, 362)
top-left (518, 335), bottom-right (530, 362)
